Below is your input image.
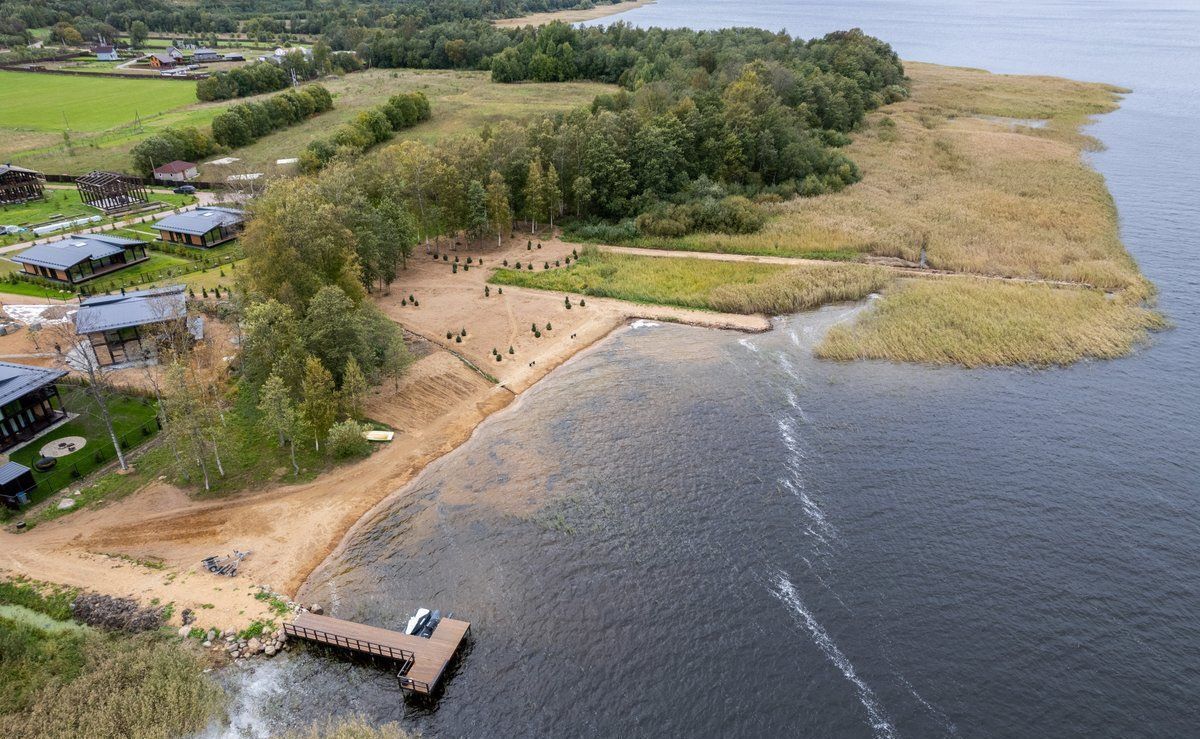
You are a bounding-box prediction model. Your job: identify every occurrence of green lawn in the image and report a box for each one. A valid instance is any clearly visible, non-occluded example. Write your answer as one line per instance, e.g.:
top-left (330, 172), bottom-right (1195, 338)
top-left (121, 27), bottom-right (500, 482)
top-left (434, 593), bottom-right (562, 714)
top-left (0, 190), bottom-right (196, 248)
top-left (0, 70), bottom-right (199, 132)
top-left (5, 386), bottom-right (159, 514)
top-left (489, 248), bottom-right (891, 314)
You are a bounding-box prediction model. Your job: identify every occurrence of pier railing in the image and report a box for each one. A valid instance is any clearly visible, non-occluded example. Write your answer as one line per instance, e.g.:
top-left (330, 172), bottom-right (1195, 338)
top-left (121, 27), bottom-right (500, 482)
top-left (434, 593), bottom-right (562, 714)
top-left (283, 622), bottom-right (415, 664)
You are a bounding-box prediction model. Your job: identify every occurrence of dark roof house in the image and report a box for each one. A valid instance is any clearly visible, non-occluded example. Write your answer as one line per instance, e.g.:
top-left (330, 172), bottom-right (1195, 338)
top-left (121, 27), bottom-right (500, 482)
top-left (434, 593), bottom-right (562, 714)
top-left (0, 360), bottom-right (68, 460)
top-left (0, 461), bottom-right (37, 509)
top-left (148, 53), bottom-right (177, 68)
top-left (75, 285), bottom-right (202, 367)
top-left (154, 206), bottom-right (245, 248)
top-left (12, 234), bottom-right (149, 285)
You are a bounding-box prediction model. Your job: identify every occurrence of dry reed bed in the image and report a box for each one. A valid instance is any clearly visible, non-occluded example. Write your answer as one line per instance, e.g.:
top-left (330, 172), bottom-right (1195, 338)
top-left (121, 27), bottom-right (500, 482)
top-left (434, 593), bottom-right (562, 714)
top-left (817, 278), bottom-right (1166, 367)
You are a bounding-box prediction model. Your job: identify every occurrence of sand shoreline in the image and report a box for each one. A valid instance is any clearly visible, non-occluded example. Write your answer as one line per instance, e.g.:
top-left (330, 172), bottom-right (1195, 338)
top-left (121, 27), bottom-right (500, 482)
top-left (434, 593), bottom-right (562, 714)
top-left (493, 0), bottom-right (656, 28)
top-left (0, 234), bottom-right (766, 631)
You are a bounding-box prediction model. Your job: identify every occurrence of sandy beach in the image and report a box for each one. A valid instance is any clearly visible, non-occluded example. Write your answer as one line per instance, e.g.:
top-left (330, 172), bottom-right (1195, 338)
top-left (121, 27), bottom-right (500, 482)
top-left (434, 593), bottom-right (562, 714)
top-left (0, 233), bottom-right (766, 631)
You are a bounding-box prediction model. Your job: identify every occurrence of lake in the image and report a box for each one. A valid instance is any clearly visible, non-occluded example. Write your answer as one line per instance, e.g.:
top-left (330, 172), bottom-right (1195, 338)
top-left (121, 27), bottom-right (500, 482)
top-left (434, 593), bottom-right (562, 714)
top-left (222, 2), bottom-right (1200, 736)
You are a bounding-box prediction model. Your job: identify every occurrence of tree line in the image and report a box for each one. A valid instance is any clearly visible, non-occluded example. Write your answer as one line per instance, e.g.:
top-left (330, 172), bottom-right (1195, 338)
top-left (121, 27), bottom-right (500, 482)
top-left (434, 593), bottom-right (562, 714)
top-left (129, 84), bottom-right (333, 176)
top-left (299, 91), bottom-right (430, 173)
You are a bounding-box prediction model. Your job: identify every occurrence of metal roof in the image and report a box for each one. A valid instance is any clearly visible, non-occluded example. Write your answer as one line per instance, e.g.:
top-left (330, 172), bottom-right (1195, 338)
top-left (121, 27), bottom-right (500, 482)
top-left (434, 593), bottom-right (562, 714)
top-left (0, 461), bottom-right (32, 486)
top-left (0, 360), bottom-right (66, 408)
top-left (153, 206), bottom-right (244, 236)
top-left (12, 233), bottom-right (142, 271)
top-left (152, 160), bottom-right (197, 175)
top-left (75, 284), bottom-right (188, 335)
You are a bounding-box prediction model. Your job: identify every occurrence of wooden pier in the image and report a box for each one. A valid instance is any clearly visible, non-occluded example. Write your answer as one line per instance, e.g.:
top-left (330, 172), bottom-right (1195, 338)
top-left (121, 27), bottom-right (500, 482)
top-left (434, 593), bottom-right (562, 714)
top-left (283, 611), bottom-right (470, 695)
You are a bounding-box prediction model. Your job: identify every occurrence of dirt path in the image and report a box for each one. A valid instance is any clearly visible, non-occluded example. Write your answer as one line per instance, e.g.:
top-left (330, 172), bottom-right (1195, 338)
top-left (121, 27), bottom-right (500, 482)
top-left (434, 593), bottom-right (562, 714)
top-left (597, 244), bottom-right (1098, 289)
top-left (0, 232), bottom-right (765, 632)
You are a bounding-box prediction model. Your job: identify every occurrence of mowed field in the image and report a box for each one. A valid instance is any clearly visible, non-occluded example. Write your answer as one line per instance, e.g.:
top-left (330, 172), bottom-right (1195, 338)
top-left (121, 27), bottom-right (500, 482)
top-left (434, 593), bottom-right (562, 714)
top-left (214, 69), bottom-right (616, 175)
top-left (0, 68), bottom-right (615, 177)
top-left (0, 70), bottom-right (198, 131)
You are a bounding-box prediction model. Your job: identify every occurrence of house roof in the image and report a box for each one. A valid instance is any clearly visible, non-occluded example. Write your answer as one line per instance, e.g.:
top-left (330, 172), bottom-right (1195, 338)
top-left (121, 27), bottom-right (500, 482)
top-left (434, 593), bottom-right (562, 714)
top-left (152, 160), bottom-right (197, 175)
top-left (193, 48), bottom-right (218, 55)
top-left (0, 163), bottom-right (41, 177)
top-left (12, 234), bottom-right (142, 271)
top-left (75, 285), bottom-right (188, 335)
top-left (0, 361), bottom-right (66, 408)
top-left (149, 53), bottom-right (176, 64)
top-left (153, 206), bottom-right (244, 236)
top-left (0, 461), bottom-right (32, 486)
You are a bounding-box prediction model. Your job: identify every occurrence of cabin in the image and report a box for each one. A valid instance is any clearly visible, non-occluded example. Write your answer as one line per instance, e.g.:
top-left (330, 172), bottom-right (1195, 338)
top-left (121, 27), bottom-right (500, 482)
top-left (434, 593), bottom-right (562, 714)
top-left (192, 48), bottom-right (221, 63)
top-left (153, 206), bottom-right (244, 248)
top-left (75, 170), bottom-right (148, 213)
top-left (93, 45), bottom-right (118, 61)
top-left (152, 160), bottom-right (199, 183)
top-left (0, 360), bottom-right (68, 457)
top-left (12, 234), bottom-right (149, 285)
top-left (0, 462), bottom-right (37, 509)
top-left (1, 164), bottom-right (45, 206)
top-left (74, 285), bottom-right (202, 367)
top-left (148, 53), bottom-right (177, 69)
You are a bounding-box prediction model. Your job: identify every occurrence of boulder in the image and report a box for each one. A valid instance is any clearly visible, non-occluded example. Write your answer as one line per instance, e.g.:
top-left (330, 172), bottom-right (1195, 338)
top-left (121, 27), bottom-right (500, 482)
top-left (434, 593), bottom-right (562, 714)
top-left (247, 637), bottom-right (262, 654)
top-left (178, 626), bottom-right (191, 638)
top-left (310, 603), bottom-right (323, 615)
top-left (265, 645), bottom-right (277, 657)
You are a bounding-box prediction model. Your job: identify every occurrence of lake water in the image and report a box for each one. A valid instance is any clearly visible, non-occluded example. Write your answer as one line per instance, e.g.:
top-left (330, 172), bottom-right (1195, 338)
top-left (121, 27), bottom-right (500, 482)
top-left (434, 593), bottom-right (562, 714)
top-left (223, 2), bottom-right (1200, 736)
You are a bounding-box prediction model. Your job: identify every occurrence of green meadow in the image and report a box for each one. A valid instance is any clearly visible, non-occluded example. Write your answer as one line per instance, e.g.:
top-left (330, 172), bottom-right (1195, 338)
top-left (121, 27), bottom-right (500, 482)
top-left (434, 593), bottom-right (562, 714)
top-left (0, 70), bottom-right (198, 131)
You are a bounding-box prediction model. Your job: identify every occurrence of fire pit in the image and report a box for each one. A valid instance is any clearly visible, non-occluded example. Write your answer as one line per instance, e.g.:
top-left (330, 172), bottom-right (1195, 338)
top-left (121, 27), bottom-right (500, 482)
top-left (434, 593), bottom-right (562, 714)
top-left (40, 436), bottom-right (87, 459)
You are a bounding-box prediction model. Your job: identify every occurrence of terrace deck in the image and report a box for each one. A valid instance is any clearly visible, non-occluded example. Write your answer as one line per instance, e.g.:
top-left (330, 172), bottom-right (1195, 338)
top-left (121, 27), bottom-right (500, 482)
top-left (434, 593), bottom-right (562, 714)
top-left (284, 611), bottom-right (470, 695)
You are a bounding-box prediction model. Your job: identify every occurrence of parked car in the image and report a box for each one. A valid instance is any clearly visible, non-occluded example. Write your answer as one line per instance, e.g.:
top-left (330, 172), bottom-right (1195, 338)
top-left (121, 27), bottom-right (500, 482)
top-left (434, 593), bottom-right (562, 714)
top-left (173, 185), bottom-right (197, 195)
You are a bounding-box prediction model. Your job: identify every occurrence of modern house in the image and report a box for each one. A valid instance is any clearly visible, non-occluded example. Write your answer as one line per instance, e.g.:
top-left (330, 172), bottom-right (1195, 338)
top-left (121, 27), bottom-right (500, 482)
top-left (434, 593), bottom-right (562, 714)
top-left (12, 234), bottom-right (149, 285)
top-left (93, 45), bottom-right (119, 61)
top-left (0, 461), bottom-right (37, 509)
top-left (75, 170), bottom-right (148, 213)
top-left (153, 206), bottom-right (245, 248)
top-left (148, 53), bottom-right (177, 69)
top-left (0, 360), bottom-right (68, 456)
top-left (152, 160), bottom-right (199, 183)
top-left (0, 163), bottom-right (45, 205)
top-left (192, 48), bottom-right (221, 63)
top-left (74, 285), bottom-right (201, 367)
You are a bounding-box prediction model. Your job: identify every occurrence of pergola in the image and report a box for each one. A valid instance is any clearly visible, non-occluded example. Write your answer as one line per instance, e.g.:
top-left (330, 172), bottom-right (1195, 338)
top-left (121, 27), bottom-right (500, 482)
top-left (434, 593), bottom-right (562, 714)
top-left (75, 170), bottom-right (148, 213)
top-left (0, 164), bottom-right (45, 206)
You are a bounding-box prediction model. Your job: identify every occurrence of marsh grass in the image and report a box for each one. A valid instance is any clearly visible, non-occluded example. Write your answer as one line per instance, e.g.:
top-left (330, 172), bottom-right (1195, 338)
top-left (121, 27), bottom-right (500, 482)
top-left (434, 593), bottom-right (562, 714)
top-left (282, 716), bottom-right (414, 739)
top-left (489, 249), bottom-right (890, 314)
top-left (817, 278), bottom-right (1166, 367)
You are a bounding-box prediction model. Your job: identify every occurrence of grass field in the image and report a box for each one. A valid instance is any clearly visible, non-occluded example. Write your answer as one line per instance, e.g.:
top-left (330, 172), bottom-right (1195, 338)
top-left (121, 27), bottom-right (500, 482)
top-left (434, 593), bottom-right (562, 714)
top-left (489, 248), bottom-right (889, 314)
top-left (0, 70), bottom-right (198, 132)
top-left (216, 69), bottom-right (617, 175)
top-left (0, 189), bottom-right (196, 249)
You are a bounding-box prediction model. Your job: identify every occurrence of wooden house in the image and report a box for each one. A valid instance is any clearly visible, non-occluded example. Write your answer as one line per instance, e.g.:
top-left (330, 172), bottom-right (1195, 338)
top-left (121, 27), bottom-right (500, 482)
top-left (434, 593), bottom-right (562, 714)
top-left (153, 206), bottom-right (245, 248)
top-left (148, 52), bottom-right (177, 69)
top-left (12, 234), bottom-right (149, 285)
top-left (75, 170), bottom-right (147, 213)
top-left (0, 164), bottom-right (45, 206)
top-left (74, 285), bottom-right (201, 367)
top-left (0, 360), bottom-right (68, 456)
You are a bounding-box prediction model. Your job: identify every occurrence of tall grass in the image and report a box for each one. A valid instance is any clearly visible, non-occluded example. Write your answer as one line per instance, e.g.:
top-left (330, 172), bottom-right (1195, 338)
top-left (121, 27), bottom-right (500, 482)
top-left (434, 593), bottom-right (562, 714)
top-left (817, 278), bottom-right (1166, 367)
top-left (0, 623), bottom-right (224, 739)
top-left (489, 249), bottom-right (890, 314)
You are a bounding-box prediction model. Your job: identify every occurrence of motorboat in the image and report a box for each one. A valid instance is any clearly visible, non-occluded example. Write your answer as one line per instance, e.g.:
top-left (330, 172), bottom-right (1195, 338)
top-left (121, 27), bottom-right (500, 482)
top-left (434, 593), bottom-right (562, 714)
top-left (418, 610), bottom-right (441, 638)
top-left (405, 608), bottom-right (430, 635)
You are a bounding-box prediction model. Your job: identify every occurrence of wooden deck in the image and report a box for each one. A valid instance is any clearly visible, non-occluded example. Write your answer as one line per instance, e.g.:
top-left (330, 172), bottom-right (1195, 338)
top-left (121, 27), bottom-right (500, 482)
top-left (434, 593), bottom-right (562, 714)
top-left (284, 611), bottom-right (470, 695)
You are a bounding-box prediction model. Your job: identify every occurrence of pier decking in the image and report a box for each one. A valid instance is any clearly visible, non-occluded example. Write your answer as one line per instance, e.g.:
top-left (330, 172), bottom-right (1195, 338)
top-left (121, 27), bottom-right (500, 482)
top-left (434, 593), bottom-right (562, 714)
top-left (284, 611), bottom-right (470, 694)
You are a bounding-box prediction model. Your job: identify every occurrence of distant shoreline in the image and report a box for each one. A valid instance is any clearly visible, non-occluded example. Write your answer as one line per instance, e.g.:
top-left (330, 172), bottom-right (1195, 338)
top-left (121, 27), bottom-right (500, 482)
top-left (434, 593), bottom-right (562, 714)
top-left (494, 0), bottom-right (657, 28)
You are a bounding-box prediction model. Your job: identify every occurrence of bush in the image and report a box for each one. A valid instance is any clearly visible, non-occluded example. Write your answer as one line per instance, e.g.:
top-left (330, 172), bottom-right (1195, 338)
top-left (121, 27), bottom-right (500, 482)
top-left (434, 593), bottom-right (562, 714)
top-left (327, 420), bottom-right (371, 459)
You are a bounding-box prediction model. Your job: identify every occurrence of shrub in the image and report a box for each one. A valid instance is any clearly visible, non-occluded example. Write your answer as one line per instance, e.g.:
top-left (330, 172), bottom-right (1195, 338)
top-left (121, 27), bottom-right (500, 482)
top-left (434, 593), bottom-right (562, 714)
top-left (327, 420), bottom-right (371, 459)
